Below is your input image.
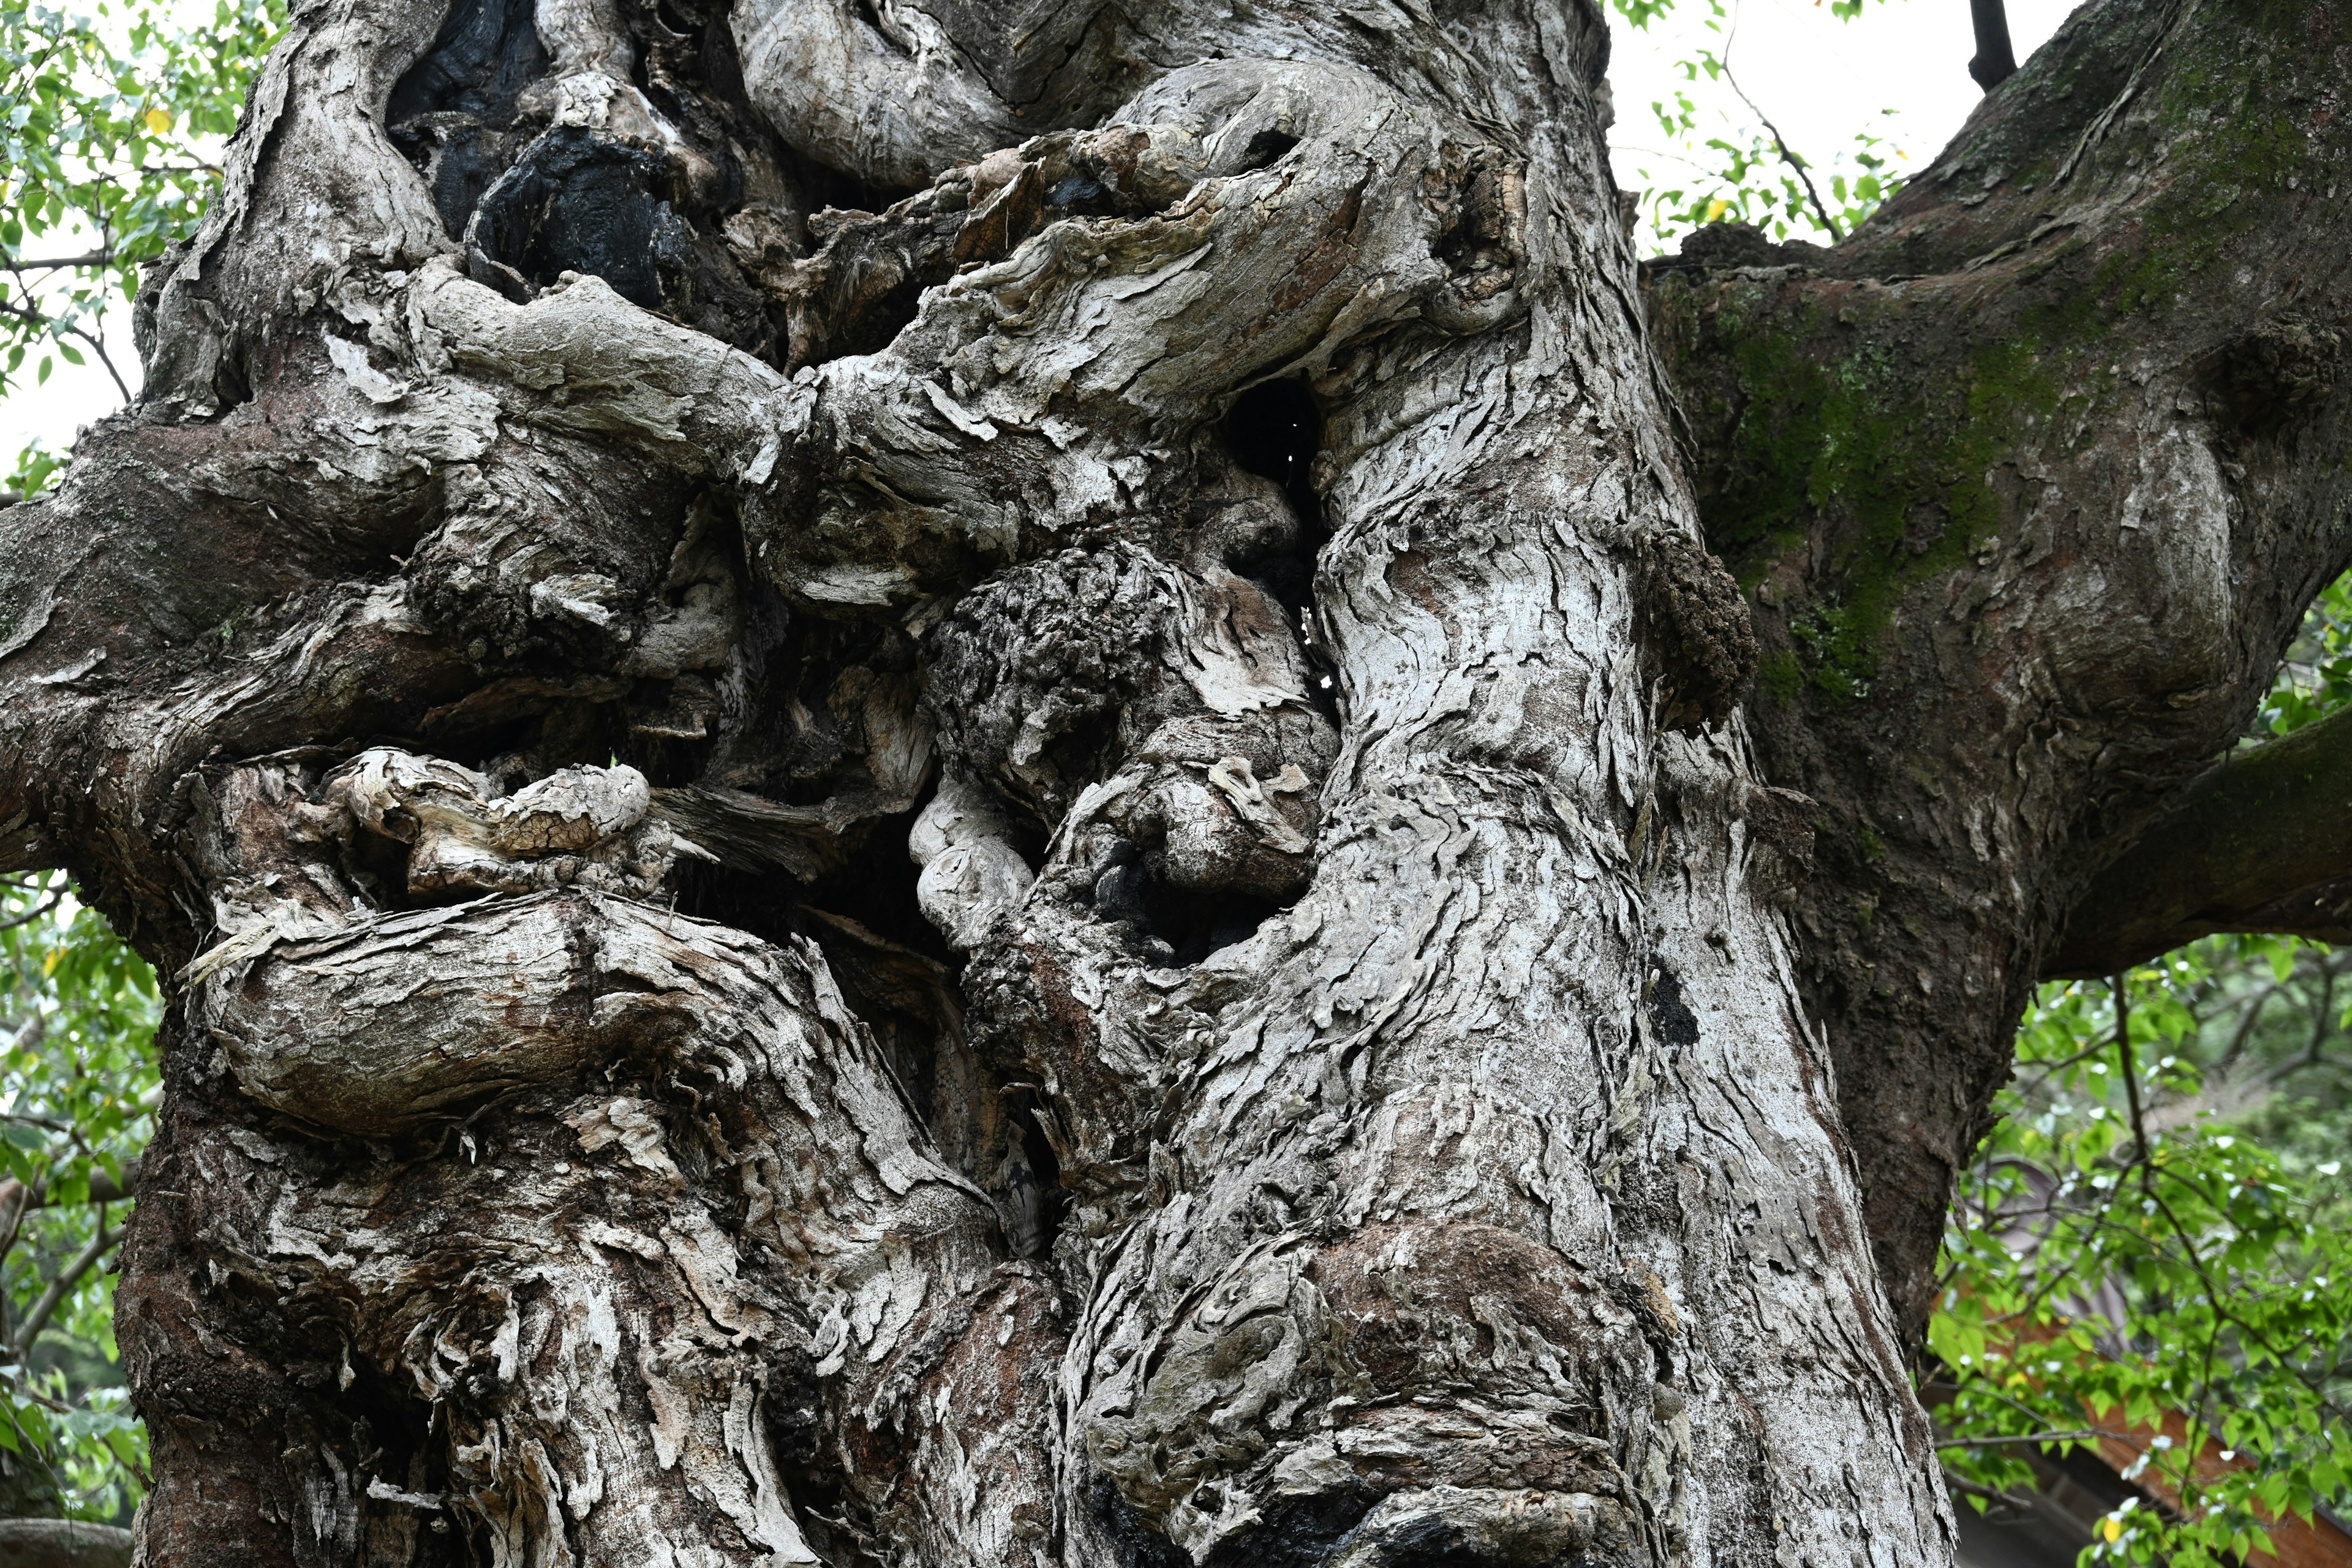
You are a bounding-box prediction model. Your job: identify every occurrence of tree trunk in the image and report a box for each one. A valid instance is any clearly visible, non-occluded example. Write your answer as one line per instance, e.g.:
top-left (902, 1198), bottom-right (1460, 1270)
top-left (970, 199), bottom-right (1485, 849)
top-left (1, 0), bottom-right (2343, 1564)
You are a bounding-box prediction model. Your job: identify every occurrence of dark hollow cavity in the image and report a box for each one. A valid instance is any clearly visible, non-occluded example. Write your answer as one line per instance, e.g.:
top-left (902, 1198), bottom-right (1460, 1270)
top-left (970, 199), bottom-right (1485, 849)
top-left (467, 129), bottom-right (688, 307)
top-left (1237, 129), bottom-right (1301, 172)
top-left (1090, 840), bottom-right (1287, 968)
top-left (1223, 377), bottom-right (1340, 711)
top-left (386, 0), bottom-right (551, 242)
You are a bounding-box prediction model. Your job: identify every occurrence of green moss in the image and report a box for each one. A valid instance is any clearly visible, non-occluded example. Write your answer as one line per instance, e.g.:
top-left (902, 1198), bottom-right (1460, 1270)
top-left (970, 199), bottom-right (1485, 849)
top-left (1659, 0), bottom-right (2326, 711)
top-left (1689, 281), bottom-right (2076, 701)
top-left (1758, 650), bottom-right (1804, 705)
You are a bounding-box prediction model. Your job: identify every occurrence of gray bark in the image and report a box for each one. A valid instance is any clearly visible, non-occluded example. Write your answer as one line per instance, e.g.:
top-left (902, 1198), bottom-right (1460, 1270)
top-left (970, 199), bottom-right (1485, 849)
top-left (0, 1518), bottom-right (137, 1568)
top-left (3, 0), bottom-right (2339, 1564)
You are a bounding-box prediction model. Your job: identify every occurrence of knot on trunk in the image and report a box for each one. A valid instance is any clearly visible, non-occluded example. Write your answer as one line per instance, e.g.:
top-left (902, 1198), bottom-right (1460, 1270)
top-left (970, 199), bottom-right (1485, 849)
top-left (1082, 1221), bottom-right (1657, 1564)
top-left (333, 747), bottom-right (712, 900)
top-left (925, 545), bottom-right (1169, 826)
top-left (2211, 313), bottom-right (2345, 435)
top-left (1638, 529), bottom-right (1758, 731)
top-left (921, 540), bottom-right (1336, 961)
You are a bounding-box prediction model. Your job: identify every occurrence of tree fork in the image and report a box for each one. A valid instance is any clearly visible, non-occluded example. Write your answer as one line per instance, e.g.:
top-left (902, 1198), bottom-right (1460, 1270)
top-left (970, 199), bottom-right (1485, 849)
top-left (5, 0), bottom-right (2350, 1564)
top-left (1647, 0), bottom-right (2352, 1348)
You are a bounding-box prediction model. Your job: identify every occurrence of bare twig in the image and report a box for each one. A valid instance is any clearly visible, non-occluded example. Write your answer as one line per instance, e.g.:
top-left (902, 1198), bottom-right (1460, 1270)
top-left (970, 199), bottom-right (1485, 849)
top-left (1937, 1428), bottom-right (2124, 1449)
top-left (11, 1215), bottom-right (122, 1357)
top-left (1719, 2), bottom-right (1841, 241)
top-left (4, 250), bottom-right (113, 272)
top-left (0, 293), bottom-right (132, 402)
top-left (1940, 1468), bottom-right (2043, 1512)
top-left (0, 891), bottom-right (65, 931)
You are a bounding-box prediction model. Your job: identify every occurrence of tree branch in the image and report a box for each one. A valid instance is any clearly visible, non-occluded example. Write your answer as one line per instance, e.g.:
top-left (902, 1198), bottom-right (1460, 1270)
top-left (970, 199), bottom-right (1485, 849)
top-left (2048, 709), bottom-right (2352, 978)
top-left (1721, 9), bottom-right (1841, 240)
top-left (11, 1215), bottom-right (121, 1357)
top-left (1969, 0), bottom-right (2018, 91)
top-left (4, 250), bottom-right (114, 272)
top-left (1936, 1428), bottom-right (2125, 1448)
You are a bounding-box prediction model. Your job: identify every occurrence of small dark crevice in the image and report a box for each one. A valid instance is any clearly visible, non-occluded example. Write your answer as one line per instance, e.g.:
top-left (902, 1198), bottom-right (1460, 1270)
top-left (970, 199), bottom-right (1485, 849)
top-left (2206, 315), bottom-right (2345, 439)
top-left (782, 144), bottom-right (898, 222)
top-left (1000, 1085), bottom-right (1065, 1259)
top-left (1088, 839), bottom-right (1286, 968)
top-left (1235, 129), bottom-right (1300, 173)
top-left (850, 0), bottom-right (908, 59)
top-left (800, 810), bottom-right (952, 963)
top-left (1646, 967), bottom-right (1702, 1050)
top-left (1091, 1478), bottom-right (1195, 1568)
top-left (1044, 172), bottom-right (1123, 219)
top-left (1201, 1485), bottom-right (1381, 1568)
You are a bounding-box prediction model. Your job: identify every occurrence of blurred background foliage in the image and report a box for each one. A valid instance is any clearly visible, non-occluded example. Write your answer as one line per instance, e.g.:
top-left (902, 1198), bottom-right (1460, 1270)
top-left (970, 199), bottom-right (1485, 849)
top-left (0, 875), bottom-right (157, 1523)
top-left (1, 0), bottom-right (282, 496)
top-left (0, 0), bottom-right (2345, 1558)
top-left (1928, 571), bottom-right (2352, 1564)
top-left (1, 0), bottom-right (277, 1523)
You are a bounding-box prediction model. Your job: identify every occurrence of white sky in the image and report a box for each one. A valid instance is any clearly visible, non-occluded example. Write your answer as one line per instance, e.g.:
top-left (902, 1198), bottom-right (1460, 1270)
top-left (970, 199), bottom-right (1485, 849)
top-left (1607, 0), bottom-right (2077, 246)
top-left (0, 0), bottom-right (2084, 467)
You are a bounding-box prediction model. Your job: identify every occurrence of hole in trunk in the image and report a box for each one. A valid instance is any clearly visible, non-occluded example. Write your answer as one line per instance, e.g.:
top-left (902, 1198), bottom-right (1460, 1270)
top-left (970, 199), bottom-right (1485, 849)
top-left (1224, 379), bottom-right (1323, 554)
top-left (467, 129), bottom-right (686, 308)
top-left (1236, 129), bottom-right (1300, 172)
top-left (1222, 378), bottom-right (1339, 715)
top-left (1091, 841), bottom-right (1286, 967)
top-left (385, 0), bottom-right (551, 241)
top-left (1001, 1085), bottom-right (1065, 1260)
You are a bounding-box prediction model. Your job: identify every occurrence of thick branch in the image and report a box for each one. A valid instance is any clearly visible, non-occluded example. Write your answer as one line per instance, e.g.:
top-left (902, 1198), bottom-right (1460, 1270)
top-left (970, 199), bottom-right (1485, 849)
top-left (11, 1217), bottom-right (121, 1356)
top-left (0, 1520), bottom-right (134, 1568)
top-left (2049, 710), bottom-right (2352, 976)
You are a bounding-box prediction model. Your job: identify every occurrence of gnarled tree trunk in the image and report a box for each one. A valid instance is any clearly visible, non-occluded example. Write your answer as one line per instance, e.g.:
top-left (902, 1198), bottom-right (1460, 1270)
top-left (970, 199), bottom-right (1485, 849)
top-left (2, 0), bottom-right (2346, 1563)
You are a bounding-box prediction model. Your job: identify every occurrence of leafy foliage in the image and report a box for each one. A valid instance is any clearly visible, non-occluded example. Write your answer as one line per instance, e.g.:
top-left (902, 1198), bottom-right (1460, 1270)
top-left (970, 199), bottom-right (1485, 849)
top-left (1608, 0), bottom-right (1900, 246)
top-left (1936, 835), bottom-right (2352, 1548)
top-left (2260, 569), bottom-right (2352, 737)
top-left (0, 0), bottom-right (274, 1515)
top-left (0, 873), bottom-right (158, 1523)
top-left (1, 0), bottom-right (284, 493)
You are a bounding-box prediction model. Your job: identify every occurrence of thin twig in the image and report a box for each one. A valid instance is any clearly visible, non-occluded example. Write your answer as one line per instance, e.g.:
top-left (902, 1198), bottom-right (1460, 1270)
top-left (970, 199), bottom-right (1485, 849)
top-left (1719, 1), bottom-right (1842, 241)
top-left (1937, 1428), bottom-right (2124, 1449)
top-left (0, 891), bottom-right (65, 932)
top-left (4, 250), bottom-right (112, 271)
top-left (0, 293), bottom-right (132, 402)
top-left (1940, 1468), bottom-right (2043, 1512)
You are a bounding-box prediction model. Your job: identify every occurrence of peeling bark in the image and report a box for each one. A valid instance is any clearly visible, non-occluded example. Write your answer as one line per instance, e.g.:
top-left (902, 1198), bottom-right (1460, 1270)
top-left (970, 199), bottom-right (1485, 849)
top-left (5, 0), bottom-right (2343, 1562)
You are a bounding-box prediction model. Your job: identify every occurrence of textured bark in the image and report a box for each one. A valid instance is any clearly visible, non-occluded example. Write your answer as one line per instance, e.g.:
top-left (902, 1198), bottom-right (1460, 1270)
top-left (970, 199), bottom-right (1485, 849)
top-left (1, 0), bottom-right (2342, 1564)
top-left (0, 1519), bottom-right (137, 1567)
